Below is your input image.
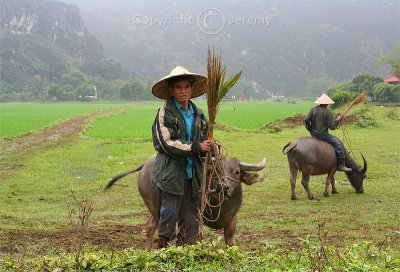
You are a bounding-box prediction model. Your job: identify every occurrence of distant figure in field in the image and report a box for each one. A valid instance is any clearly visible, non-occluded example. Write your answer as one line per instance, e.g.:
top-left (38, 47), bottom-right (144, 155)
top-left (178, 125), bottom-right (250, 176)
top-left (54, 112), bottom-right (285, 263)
top-left (304, 93), bottom-right (352, 172)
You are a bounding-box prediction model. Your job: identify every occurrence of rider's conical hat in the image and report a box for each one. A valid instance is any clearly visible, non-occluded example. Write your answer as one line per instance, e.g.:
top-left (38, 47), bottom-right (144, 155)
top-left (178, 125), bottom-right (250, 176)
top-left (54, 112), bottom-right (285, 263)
top-left (314, 93), bottom-right (335, 105)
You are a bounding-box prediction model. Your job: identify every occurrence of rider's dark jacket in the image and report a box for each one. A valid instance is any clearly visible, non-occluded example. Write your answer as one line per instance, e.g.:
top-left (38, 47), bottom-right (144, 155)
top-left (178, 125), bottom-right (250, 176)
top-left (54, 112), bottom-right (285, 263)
top-left (304, 105), bottom-right (339, 137)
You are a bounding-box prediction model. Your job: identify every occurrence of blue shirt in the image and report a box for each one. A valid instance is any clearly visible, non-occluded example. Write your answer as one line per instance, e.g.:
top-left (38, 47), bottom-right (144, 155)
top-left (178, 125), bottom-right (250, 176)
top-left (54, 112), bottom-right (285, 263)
top-left (173, 98), bottom-right (194, 179)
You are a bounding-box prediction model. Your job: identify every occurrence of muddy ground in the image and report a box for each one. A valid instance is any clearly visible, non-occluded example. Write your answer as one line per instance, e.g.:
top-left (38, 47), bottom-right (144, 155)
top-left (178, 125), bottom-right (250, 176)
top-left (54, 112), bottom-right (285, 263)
top-left (260, 113), bottom-right (359, 132)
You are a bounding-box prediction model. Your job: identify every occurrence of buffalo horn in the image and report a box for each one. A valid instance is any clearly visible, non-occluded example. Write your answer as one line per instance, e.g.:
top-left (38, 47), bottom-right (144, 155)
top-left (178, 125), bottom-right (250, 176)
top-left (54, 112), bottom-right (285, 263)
top-left (361, 153), bottom-right (367, 174)
top-left (239, 158), bottom-right (266, 171)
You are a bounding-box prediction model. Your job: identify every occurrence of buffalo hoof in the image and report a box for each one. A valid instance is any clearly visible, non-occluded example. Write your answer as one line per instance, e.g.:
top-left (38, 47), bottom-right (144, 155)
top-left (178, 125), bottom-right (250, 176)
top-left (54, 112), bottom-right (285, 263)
top-left (324, 192), bottom-right (330, 197)
top-left (291, 195), bottom-right (298, 200)
top-left (308, 195), bottom-right (314, 200)
top-left (332, 190), bottom-right (339, 194)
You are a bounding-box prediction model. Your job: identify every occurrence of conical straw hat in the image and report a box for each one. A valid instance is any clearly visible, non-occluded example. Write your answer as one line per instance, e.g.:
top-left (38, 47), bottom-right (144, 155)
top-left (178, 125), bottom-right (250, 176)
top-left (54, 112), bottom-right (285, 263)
top-left (152, 66), bottom-right (207, 100)
top-left (314, 93), bottom-right (335, 104)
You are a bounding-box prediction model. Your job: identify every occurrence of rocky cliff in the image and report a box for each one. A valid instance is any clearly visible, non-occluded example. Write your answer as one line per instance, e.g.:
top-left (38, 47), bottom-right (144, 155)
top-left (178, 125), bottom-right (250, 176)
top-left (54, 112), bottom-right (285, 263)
top-left (0, 0), bottom-right (104, 89)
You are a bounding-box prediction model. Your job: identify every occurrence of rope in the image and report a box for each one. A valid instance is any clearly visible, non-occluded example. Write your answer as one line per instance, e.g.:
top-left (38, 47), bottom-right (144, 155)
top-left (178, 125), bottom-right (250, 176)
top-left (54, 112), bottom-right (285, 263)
top-left (339, 116), bottom-right (359, 164)
top-left (199, 140), bottom-right (229, 235)
top-left (338, 91), bottom-right (367, 164)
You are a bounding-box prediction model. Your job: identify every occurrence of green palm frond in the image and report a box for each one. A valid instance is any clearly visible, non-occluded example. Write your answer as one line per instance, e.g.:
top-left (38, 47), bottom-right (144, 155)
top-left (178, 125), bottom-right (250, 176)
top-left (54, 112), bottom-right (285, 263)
top-left (217, 68), bottom-right (242, 105)
top-left (206, 47), bottom-right (241, 137)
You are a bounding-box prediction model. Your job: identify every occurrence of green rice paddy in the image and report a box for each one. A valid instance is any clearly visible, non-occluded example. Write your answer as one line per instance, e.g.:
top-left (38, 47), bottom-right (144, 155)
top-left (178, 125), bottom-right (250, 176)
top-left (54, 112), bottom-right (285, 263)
top-left (1, 101), bottom-right (313, 139)
top-left (84, 100), bottom-right (313, 138)
top-left (0, 103), bottom-right (124, 138)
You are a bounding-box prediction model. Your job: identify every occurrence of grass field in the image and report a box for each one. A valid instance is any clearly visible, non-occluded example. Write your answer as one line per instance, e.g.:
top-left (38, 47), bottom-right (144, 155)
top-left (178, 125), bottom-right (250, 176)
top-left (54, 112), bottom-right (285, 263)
top-left (0, 101), bottom-right (313, 139)
top-left (85, 100), bottom-right (313, 138)
top-left (216, 100), bottom-right (313, 129)
top-left (0, 101), bottom-right (399, 270)
top-left (0, 103), bottom-right (126, 138)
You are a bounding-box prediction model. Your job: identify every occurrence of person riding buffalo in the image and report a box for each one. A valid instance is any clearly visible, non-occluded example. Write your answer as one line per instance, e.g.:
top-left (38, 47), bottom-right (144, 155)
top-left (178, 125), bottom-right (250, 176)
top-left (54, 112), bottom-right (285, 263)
top-left (151, 66), bottom-right (213, 248)
top-left (304, 93), bottom-right (352, 172)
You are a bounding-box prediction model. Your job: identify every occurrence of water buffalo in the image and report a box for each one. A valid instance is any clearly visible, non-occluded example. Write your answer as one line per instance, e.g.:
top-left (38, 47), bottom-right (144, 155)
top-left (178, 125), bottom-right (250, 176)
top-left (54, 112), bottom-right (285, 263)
top-left (283, 137), bottom-right (367, 200)
top-left (105, 155), bottom-right (266, 248)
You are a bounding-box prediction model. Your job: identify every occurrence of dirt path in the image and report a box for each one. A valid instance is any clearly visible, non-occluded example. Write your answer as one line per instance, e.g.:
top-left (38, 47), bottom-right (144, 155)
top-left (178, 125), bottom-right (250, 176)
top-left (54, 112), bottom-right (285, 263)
top-left (0, 107), bottom-right (123, 162)
top-left (0, 223), bottom-right (147, 255)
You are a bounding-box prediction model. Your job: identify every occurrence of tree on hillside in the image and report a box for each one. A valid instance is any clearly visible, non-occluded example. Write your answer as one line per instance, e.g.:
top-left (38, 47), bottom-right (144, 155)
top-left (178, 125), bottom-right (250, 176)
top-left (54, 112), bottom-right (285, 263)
top-left (119, 82), bottom-right (134, 100)
top-left (47, 84), bottom-right (74, 101)
top-left (379, 42), bottom-right (400, 78)
top-left (328, 88), bottom-right (357, 108)
top-left (61, 70), bottom-right (86, 87)
top-left (131, 80), bottom-right (147, 100)
top-left (99, 58), bottom-right (122, 80)
top-left (119, 80), bottom-right (146, 100)
top-left (328, 72), bottom-right (384, 104)
top-left (350, 72), bottom-right (383, 97)
top-left (143, 80), bottom-right (154, 100)
top-left (87, 77), bottom-right (114, 100)
top-left (372, 82), bottom-right (400, 102)
top-left (75, 83), bottom-right (96, 100)
top-left (0, 80), bottom-right (15, 102)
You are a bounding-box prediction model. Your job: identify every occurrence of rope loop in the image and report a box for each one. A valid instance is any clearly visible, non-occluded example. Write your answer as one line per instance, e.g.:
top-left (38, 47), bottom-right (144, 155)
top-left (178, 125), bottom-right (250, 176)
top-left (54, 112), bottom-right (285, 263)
top-left (199, 140), bottom-right (229, 224)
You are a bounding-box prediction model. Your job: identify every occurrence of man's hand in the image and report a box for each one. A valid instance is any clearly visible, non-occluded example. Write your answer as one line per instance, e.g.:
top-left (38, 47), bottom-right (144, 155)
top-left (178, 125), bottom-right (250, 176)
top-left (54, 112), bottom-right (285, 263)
top-left (200, 139), bottom-right (214, 152)
top-left (335, 114), bottom-right (344, 123)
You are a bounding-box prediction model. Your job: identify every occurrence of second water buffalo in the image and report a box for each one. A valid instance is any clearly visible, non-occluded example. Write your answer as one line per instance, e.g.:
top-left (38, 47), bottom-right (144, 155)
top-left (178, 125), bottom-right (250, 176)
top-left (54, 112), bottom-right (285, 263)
top-left (283, 137), bottom-right (367, 200)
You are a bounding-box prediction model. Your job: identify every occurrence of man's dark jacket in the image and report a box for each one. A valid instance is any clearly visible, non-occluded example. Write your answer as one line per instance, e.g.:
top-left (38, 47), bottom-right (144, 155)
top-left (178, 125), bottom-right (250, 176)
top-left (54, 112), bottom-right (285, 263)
top-left (152, 98), bottom-right (208, 198)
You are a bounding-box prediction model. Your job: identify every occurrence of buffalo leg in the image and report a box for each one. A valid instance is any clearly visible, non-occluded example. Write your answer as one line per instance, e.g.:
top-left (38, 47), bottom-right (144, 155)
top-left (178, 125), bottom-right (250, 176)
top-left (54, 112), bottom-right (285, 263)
top-left (324, 172), bottom-right (337, 196)
top-left (330, 173), bottom-right (338, 194)
top-left (224, 216), bottom-right (237, 246)
top-left (145, 215), bottom-right (158, 250)
top-left (289, 165), bottom-right (298, 200)
top-left (323, 175), bottom-right (331, 197)
top-left (301, 171), bottom-right (314, 200)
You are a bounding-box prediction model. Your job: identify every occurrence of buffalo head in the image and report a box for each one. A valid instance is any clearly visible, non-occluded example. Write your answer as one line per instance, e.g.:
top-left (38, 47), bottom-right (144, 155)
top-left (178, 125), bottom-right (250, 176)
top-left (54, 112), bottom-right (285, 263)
top-left (203, 157), bottom-right (267, 242)
top-left (205, 157), bottom-right (266, 199)
top-left (346, 153), bottom-right (367, 194)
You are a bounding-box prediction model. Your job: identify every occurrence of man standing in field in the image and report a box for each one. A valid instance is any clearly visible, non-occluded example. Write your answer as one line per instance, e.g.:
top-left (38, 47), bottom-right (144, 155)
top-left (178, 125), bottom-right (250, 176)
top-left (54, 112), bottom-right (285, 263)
top-left (304, 93), bottom-right (352, 172)
top-left (151, 66), bottom-right (213, 248)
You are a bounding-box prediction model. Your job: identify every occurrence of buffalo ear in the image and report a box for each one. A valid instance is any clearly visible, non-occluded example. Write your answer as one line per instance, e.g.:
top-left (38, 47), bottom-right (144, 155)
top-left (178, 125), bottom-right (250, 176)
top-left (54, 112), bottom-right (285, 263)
top-left (241, 172), bottom-right (264, 185)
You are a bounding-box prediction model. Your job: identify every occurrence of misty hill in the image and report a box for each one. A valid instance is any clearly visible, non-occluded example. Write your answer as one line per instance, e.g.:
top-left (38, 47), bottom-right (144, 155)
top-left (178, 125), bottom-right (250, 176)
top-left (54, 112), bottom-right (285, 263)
top-left (1, 0), bottom-right (399, 100)
top-left (0, 0), bottom-right (104, 91)
top-left (64, 0), bottom-right (399, 98)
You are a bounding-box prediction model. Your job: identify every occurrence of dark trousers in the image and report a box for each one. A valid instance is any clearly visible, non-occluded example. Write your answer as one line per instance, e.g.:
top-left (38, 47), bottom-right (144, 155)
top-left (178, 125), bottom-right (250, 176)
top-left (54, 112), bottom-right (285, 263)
top-left (311, 132), bottom-right (345, 158)
top-left (157, 180), bottom-right (200, 245)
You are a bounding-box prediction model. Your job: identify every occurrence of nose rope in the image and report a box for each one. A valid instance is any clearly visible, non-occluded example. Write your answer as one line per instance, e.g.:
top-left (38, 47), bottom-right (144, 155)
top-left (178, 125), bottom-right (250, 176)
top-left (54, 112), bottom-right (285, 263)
top-left (225, 175), bottom-right (240, 183)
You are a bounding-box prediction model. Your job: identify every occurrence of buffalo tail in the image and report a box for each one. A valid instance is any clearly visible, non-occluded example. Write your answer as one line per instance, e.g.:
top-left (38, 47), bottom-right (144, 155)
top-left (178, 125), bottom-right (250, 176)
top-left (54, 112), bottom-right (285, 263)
top-left (104, 163), bottom-right (145, 191)
top-left (282, 141), bottom-right (296, 155)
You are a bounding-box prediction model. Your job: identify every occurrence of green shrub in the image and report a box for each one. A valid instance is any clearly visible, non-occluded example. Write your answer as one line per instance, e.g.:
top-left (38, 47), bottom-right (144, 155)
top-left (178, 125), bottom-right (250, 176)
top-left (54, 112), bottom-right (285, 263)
top-left (1, 240), bottom-right (398, 271)
top-left (328, 89), bottom-right (358, 108)
top-left (355, 115), bottom-right (378, 128)
top-left (386, 109), bottom-right (400, 120)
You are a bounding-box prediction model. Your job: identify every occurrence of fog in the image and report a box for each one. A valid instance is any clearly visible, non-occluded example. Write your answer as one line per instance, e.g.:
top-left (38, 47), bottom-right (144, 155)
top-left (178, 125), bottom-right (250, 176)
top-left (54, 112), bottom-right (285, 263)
top-left (4, 0), bottom-right (400, 97)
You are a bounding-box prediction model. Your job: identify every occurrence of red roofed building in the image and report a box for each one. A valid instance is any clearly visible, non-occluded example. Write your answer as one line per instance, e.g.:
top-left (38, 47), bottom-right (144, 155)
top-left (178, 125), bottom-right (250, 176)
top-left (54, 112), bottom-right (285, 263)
top-left (384, 76), bottom-right (400, 84)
